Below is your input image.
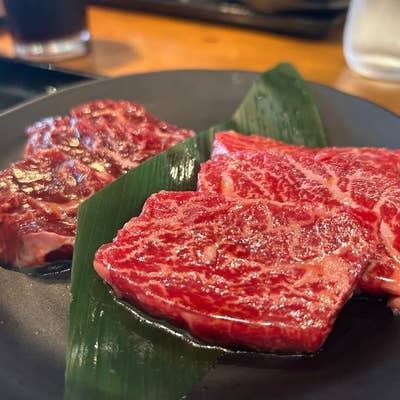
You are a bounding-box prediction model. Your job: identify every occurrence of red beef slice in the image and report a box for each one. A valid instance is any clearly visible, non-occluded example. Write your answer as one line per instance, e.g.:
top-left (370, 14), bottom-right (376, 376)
top-left (94, 191), bottom-right (372, 353)
top-left (199, 134), bottom-right (400, 301)
top-left (26, 100), bottom-right (194, 177)
top-left (0, 149), bottom-right (113, 267)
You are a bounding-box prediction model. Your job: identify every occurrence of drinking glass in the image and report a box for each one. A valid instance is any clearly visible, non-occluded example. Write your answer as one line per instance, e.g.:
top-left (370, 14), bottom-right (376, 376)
top-left (343, 0), bottom-right (400, 81)
top-left (4, 0), bottom-right (90, 61)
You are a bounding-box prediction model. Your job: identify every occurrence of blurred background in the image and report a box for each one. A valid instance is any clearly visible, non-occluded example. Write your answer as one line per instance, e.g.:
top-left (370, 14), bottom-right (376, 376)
top-left (0, 0), bottom-right (398, 114)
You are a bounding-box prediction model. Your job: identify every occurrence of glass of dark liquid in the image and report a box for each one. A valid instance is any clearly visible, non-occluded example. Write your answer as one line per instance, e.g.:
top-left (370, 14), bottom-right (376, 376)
top-left (4, 0), bottom-right (90, 61)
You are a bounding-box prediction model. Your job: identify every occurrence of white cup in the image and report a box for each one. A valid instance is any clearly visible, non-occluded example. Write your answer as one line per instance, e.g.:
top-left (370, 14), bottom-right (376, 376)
top-left (343, 0), bottom-right (400, 81)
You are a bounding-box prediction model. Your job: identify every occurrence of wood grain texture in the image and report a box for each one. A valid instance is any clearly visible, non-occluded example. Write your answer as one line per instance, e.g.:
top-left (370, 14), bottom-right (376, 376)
top-left (0, 6), bottom-right (399, 114)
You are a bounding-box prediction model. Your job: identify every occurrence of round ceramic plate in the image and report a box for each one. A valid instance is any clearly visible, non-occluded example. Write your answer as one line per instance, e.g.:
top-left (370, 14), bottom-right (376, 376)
top-left (0, 70), bottom-right (399, 400)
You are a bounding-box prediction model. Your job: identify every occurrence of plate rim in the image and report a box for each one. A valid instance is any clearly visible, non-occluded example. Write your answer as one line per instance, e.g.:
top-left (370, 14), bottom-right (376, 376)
top-left (0, 69), bottom-right (398, 120)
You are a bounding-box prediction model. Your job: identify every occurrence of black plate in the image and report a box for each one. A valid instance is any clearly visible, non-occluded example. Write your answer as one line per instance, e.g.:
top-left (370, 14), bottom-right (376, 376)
top-left (0, 70), bottom-right (399, 400)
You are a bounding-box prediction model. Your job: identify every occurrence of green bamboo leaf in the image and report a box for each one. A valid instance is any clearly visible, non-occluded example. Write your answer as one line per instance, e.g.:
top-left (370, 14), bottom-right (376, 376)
top-left (230, 62), bottom-right (327, 146)
top-left (65, 63), bottom-right (326, 400)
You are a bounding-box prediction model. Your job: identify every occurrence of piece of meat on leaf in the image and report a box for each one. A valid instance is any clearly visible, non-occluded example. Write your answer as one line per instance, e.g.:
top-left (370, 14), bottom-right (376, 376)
top-left (200, 137), bottom-right (400, 308)
top-left (212, 131), bottom-right (400, 171)
top-left (94, 191), bottom-right (372, 353)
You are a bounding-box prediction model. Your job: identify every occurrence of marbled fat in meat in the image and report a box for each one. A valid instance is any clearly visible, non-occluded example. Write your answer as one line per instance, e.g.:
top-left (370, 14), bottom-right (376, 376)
top-left (212, 130), bottom-right (304, 157)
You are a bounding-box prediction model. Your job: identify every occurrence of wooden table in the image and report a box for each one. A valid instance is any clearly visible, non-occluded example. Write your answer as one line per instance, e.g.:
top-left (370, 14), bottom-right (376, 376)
top-left (0, 6), bottom-right (399, 114)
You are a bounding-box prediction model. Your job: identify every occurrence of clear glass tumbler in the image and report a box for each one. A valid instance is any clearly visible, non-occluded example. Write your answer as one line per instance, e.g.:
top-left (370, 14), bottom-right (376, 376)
top-left (343, 0), bottom-right (400, 81)
top-left (4, 0), bottom-right (90, 61)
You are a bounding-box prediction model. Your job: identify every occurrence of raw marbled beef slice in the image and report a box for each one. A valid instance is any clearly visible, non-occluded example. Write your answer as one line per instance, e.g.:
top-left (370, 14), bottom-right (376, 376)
top-left (0, 149), bottom-right (113, 267)
top-left (26, 99), bottom-right (195, 176)
top-left (198, 148), bottom-right (400, 299)
top-left (212, 131), bottom-right (400, 172)
top-left (94, 191), bottom-right (372, 353)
